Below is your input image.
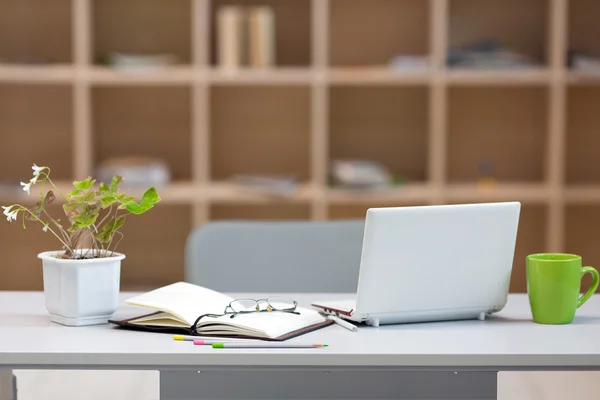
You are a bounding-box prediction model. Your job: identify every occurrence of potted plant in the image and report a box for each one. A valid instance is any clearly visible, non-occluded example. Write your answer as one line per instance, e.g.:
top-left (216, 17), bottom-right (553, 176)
top-left (2, 164), bottom-right (160, 326)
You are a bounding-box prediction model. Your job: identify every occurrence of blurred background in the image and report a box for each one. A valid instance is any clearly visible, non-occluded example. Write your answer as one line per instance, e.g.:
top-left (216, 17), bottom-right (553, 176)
top-left (1, 0), bottom-right (599, 295)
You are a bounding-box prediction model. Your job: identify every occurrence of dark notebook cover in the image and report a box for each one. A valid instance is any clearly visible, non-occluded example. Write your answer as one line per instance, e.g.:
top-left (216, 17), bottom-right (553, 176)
top-left (109, 312), bottom-right (334, 342)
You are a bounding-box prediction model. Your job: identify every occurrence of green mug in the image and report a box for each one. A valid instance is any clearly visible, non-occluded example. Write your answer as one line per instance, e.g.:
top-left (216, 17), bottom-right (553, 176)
top-left (526, 253), bottom-right (600, 324)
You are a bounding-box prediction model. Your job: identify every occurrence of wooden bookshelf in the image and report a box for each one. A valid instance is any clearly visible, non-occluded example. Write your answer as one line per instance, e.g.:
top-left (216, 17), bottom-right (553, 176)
top-left (0, 0), bottom-right (598, 294)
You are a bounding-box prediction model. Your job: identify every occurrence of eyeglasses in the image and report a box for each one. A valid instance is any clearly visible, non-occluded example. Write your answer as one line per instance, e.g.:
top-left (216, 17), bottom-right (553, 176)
top-left (224, 296), bottom-right (299, 318)
top-left (191, 296), bottom-right (299, 331)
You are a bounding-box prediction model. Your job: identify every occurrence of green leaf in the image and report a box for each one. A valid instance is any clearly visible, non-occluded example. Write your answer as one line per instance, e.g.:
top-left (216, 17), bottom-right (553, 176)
top-left (43, 191), bottom-right (56, 207)
top-left (73, 177), bottom-right (95, 190)
top-left (110, 175), bottom-right (123, 192)
top-left (71, 190), bottom-right (95, 203)
top-left (125, 203), bottom-right (143, 215)
top-left (68, 189), bottom-right (82, 197)
top-left (63, 203), bottom-right (80, 218)
top-left (28, 191), bottom-right (55, 219)
top-left (100, 196), bottom-right (117, 209)
top-left (99, 182), bottom-right (110, 195)
top-left (141, 187), bottom-right (160, 207)
top-left (97, 215), bottom-right (126, 242)
top-left (74, 213), bottom-right (98, 228)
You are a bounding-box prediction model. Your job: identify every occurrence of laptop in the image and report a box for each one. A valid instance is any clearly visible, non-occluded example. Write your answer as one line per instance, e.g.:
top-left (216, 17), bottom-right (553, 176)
top-left (312, 202), bottom-right (521, 326)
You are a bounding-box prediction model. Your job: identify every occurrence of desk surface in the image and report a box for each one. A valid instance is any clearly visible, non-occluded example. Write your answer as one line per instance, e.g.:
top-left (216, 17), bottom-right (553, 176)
top-left (1, 292), bottom-right (600, 370)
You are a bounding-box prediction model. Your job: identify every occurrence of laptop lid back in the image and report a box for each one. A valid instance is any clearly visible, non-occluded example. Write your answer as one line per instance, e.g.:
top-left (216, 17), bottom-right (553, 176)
top-left (354, 202), bottom-right (521, 316)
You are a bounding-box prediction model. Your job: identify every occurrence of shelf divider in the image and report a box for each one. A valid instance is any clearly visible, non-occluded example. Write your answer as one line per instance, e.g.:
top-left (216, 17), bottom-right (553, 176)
top-left (546, 0), bottom-right (568, 251)
top-left (192, 0), bottom-right (211, 226)
top-left (311, 0), bottom-right (329, 220)
top-left (73, 0), bottom-right (92, 180)
top-left (429, 0), bottom-right (448, 204)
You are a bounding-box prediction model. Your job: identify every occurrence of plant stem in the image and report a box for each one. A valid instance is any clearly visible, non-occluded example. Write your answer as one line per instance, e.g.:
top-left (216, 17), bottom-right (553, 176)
top-left (42, 210), bottom-right (70, 246)
top-left (37, 170), bottom-right (68, 201)
top-left (17, 207), bottom-right (73, 253)
top-left (111, 231), bottom-right (125, 254)
top-left (96, 204), bottom-right (114, 229)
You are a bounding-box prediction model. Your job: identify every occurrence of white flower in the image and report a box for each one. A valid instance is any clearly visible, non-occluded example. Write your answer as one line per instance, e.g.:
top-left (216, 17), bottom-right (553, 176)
top-left (5, 209), bottom-right (18, 222)
top-left (3, 206), bottom-right (17, 222)
top-left (32, 164), bottom-right (44, 176)
top-left (20, 181), bottom-right (31, 195)
top-left (42, 224), bottom-right (48, 232)
top-left (30, 175), bottom-right (38, 184)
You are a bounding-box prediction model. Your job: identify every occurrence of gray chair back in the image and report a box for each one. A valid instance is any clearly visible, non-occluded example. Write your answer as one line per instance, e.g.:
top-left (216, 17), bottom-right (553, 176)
top-left (185, 220), bottom-right (365, 293)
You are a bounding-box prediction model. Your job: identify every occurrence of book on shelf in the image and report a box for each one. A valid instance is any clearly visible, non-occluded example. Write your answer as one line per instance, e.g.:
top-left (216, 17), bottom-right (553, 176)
top-left (217, 6), bottom-right (245, 70)
top-left (110, 282), bottom-right (332, 341)
top-left (216, 5), bottom-right (276, 70)
top-left (248, 6), bottom-right (275, 68)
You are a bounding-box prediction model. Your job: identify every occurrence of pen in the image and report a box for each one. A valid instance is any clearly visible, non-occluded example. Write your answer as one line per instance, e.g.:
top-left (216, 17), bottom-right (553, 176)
top-left (173, 335), bottom-right (200, 341)
top-left (327, 315), bottom-right (358, 332)
top-left (193, 339), bottom-right (242, 345)
top-left (212, 343), bottom-right (328, 349)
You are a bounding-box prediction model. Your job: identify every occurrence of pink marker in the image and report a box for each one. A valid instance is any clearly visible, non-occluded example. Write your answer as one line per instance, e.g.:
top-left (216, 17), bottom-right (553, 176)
top-left (193, 339), bottom-right (228, 345)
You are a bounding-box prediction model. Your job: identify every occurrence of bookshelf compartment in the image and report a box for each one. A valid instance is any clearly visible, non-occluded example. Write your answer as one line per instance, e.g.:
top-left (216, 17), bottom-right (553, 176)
top-left (211, 204), bottom-right (311, 220)
top-left (566, 87), bottom-right (600, 184)
top-left (0, 203), bottom-right (66, 291)
top-left (328, 203), bottom-right (424, 220)
top-left (448, 0), bottom-right (549, 69)
top-left (565, 206), bottom-right (600, 290)
top-left (568, 0), bottom-right (600, 70)
top-left (329, 0), bottom-right (429, 67)
top-left (210, 86), bottom-right (311, 181)
top-left (0, 84), bottom-right (73, 183)
top-left (210, 0), bottom-right (311, 67)
top-left (447, 87), bottom-right (547, 183)
top-left (92, 0), bottom-right (192, 66)
top-left (329, 86), bottom-right (429, 184)
top-left (119, 205), bottom-right (191, 288)
top-left (0, 0), bottom-right (72, 65)
top-left (92, 86), bottom-right (193, 182)
top-left (509, 205), bottom-right (547, 293)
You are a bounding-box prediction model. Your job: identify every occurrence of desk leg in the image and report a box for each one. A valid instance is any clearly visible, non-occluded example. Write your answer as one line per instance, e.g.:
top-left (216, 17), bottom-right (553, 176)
top-left (0, 369), bottom-right (15, 400)
top-left (160, 370), bottom-right (497, 399)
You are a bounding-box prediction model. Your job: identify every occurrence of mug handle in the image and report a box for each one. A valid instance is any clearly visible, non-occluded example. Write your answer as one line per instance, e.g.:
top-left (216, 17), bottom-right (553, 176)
top-left (577, 266), bottom-right (600, 308)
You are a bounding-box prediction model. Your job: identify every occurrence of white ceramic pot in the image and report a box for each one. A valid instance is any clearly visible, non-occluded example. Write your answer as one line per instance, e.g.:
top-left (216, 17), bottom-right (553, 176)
top-left (38, 250), bottom-right (125, 326)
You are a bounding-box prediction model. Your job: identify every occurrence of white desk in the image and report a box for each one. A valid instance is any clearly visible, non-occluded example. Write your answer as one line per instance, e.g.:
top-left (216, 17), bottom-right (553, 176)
top-left (1, 292), bottom-right (600, 400)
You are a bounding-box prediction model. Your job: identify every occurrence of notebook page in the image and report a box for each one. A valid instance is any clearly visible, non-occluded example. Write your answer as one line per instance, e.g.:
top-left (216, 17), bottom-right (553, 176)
top-left (196, 306), bottom-right (326, 339)
top-left (130, 312), bottom-right (190, 328)
top-left (126, 282), bottom-right (234, 325)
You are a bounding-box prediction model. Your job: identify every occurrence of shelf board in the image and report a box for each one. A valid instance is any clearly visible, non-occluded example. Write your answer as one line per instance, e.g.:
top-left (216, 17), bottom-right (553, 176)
top-left (326, 184), bottom-right (433, 204)
top-left (446, 68), bottom-right (552, 85)
top-left (126, 182), bottom-right (200, 204)
top-left (89, 66), bottom-right (195, 85)
top-left (0, 65), bottom-right (75, 83)
top-left (445, 183), bottom-right (550, 203)
top-left (209, 68), bottom-right (313, 85)
top-left (208, 181), bottom-right (316, 203)
top-left (328, 68), bottom-right (431, 85)
top-left (565, 186), bottom-right (600, 203)
top-left (0, 181), bottom-right (199, 205)
top-left (567, 71), bottom-right (600, 85)
top-left (0, 180), bottom-right (72, 204)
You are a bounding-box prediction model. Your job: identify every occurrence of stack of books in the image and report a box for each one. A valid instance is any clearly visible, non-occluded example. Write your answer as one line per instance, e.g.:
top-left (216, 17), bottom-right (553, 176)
top-left (217, 6), bottom-right (276, 70)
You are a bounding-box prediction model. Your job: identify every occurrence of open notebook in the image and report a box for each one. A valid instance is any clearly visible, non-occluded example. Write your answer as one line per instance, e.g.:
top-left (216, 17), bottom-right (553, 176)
top-left (109, 282), bottom-right (332, 341)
